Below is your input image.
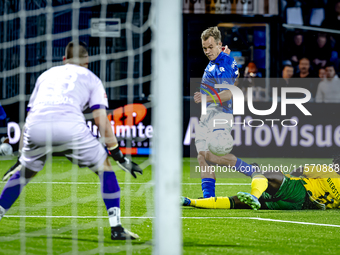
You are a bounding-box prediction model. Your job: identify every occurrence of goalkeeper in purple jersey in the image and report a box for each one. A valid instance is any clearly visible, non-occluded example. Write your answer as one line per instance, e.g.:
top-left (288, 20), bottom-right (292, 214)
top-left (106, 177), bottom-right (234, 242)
top-left (194, 27), bottom-right (261, 198)
top-left (0, 41), bottom-right (142, 240)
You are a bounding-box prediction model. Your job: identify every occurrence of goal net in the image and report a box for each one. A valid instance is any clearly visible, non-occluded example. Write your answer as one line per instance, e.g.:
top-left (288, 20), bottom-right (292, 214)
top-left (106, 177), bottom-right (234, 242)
top-left (0, 0), bottom-right (182, 254)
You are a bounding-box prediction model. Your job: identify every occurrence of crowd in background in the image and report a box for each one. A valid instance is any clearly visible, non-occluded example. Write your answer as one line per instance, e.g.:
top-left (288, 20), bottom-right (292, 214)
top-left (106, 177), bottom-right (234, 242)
top-left (238, 58), bottom-right (339, 103)
top-left (236, 0), bottom-right (340, 103)
top-left (279, 22), bottom-right (340, 103)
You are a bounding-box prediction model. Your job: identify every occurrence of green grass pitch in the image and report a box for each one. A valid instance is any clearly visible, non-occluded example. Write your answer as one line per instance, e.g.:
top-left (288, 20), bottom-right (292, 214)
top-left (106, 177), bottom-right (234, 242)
top-left (0, 156), bottom-right (339, 254)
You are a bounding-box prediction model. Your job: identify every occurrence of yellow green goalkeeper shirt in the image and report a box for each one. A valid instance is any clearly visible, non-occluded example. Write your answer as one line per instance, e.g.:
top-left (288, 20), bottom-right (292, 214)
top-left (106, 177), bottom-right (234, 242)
top-left (300, 165), bottom-right (340, 209)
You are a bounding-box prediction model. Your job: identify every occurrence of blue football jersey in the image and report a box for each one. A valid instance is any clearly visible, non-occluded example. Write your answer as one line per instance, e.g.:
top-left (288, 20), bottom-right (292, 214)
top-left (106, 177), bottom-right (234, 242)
top-left (200, 52), bottom-right (238, 114)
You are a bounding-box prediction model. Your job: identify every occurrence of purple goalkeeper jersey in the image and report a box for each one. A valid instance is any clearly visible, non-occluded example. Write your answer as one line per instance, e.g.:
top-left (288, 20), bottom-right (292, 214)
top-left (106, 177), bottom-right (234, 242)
top-left (26, 64), bottom-right (108, 125)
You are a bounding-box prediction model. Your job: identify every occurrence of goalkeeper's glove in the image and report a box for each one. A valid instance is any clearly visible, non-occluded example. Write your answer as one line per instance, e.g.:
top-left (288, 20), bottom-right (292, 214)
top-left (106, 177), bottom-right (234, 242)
top-left (2, 158), bottom-right (22, 182)
top-left (108, 146), bottom-right (143, 178)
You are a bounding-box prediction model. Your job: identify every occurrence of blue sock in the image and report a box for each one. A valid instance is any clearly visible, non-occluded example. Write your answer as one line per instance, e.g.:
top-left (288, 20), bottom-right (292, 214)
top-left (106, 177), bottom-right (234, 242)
top-left (235, 158), bottom-right (255, 177)
top-left (99, 171), bottom-right (120, 210)
top-left (0, 170), bottom-right (30, 210)
top-left (201, 178), bottom-right (216, 198)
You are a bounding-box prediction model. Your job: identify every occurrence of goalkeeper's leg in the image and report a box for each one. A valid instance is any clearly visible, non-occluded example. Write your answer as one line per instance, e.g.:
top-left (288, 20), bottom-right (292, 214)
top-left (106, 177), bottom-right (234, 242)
top-left (98, 156), bottom-right (139, 240)
top-left (0, 166), bottom-right (37, 220)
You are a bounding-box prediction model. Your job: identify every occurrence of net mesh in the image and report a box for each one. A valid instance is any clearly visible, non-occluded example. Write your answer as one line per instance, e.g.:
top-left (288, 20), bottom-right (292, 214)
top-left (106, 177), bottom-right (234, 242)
top-left (1, 0), bottom-right (152, 123)
top-left (0, 0), bottom-right (153, 253)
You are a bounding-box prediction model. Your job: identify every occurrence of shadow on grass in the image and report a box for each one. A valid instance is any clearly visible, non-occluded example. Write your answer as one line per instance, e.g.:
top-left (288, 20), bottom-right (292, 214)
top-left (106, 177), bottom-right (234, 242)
top-left (30, 235), bottom-right (154, 246)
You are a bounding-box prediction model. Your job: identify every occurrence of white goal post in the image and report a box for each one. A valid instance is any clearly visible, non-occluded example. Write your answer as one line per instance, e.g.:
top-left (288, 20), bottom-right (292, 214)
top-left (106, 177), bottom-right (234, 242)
top-left (152, 0), bottom-right (183, 254)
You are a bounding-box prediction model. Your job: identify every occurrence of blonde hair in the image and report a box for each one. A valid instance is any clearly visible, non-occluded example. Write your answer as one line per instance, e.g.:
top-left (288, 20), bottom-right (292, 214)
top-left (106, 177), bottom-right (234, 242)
top-left (201, 26), bottom-right (221, 43)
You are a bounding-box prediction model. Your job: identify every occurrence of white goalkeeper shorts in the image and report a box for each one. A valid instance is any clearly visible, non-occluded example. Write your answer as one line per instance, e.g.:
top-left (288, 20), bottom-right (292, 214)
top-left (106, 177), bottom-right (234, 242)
top-left (20, 121), bottom-right (107, 172)
top-left (195, 104), bottom-right (233, 153)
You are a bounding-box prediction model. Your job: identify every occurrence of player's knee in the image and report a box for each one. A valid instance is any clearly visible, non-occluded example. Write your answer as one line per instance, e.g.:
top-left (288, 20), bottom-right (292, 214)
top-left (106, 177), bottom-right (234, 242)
top-left (220, 154), bottom-right (237, 166)
top-left (205, 151), bottom-right (221, 165)
top-left (197, 152), bottom-right (206, 162)
top-left (206, 152), bottom-right (235, 166)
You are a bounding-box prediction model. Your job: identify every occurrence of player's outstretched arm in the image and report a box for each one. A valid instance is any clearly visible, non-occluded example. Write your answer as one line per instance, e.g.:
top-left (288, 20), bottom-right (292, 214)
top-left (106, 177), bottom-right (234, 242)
top-left (93, 109), bottom-right (117, 147)
top-left (93, 109), bottom-right (143, 178)
top-left (194, 90), bottom-right (232, 104)
top-left (108, 145), bottom-right (143, 178)
top-left (216, 90), bottom-right (232, 103)
top-left (206, 90), bottom-right (232, 103)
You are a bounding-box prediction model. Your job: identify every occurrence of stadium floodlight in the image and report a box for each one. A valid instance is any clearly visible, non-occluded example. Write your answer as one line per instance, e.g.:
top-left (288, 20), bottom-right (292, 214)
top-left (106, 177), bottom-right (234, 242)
top-left (151, 0), bottom-right (183, 254)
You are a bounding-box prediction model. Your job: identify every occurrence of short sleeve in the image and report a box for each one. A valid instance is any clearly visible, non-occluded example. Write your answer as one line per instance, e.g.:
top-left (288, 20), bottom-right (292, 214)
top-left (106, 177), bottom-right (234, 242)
top-left (217, 57), bottom-right (238, 90)
top-left (230, 58), bottom-right (239, 79)
top-left (89, 77), bottom-right (108, 110)
top-left (230, 58), bottom-right (238, 82)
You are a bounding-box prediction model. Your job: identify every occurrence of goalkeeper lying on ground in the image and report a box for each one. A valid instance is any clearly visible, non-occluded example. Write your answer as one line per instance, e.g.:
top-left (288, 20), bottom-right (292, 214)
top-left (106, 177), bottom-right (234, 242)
top-left (181, 155), bottom-right (340, 210)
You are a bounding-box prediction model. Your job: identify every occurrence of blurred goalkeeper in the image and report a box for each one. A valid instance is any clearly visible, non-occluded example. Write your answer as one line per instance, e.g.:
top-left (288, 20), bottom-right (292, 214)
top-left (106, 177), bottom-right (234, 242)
top-left (0, 41), bottom-right (142, 240)
top-left (182, 156), bottom-right (340, 211)
top-left (195, 27), bottom-right (259, 199)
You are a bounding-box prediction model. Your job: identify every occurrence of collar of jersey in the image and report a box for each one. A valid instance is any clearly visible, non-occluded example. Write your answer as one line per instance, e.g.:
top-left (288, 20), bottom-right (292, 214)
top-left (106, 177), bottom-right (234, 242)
top-left (210, 51), bottom-right (224, 64)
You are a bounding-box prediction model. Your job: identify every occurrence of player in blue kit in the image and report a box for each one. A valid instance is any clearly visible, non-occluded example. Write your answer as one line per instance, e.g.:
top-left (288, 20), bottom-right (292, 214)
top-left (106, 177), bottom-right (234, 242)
top-left (194, 27), bottom-right (264, 198)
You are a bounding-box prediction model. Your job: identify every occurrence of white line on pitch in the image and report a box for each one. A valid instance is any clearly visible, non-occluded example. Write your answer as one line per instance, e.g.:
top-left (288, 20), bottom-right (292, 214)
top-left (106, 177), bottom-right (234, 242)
top-left (249, 217), bottom-right (340, 227)
top-left (0, 182), bottom-right (250, 185)
top-left (3, 215), bottom-right (340, 228)
top-left (182, 217), bottom-right (340, 228)
top-left (3, 215), bottom-right (149, 219)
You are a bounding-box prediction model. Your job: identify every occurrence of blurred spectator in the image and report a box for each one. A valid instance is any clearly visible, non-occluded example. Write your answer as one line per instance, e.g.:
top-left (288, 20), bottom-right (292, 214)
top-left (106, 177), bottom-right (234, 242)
top-left (315, 63), bottom-right (340, 102)
top-left (293, 58), bottom-right (315, 78)
top-left (321, 1), bottom-right (340, 64)
top-left (273, 65), bottom-right (294, 101)
top-left (282, 65), bottom-right (294, 80)
top-left (244, 62), bottom-right (262, 78)
top-left (308, 33), bottom-right (332, 69)
top-left (285, 32), bottom-right (306, 67)
top-left (318, 68), bottom-right (326, 81)
top-left (280, 65), bottom-right (294, 88)
top-left (239, 62), bottom-right (265, 102)
top-left (321, 0), bottom-right (340, 30)
top-left (292, 58), bottom-right (318, 99)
